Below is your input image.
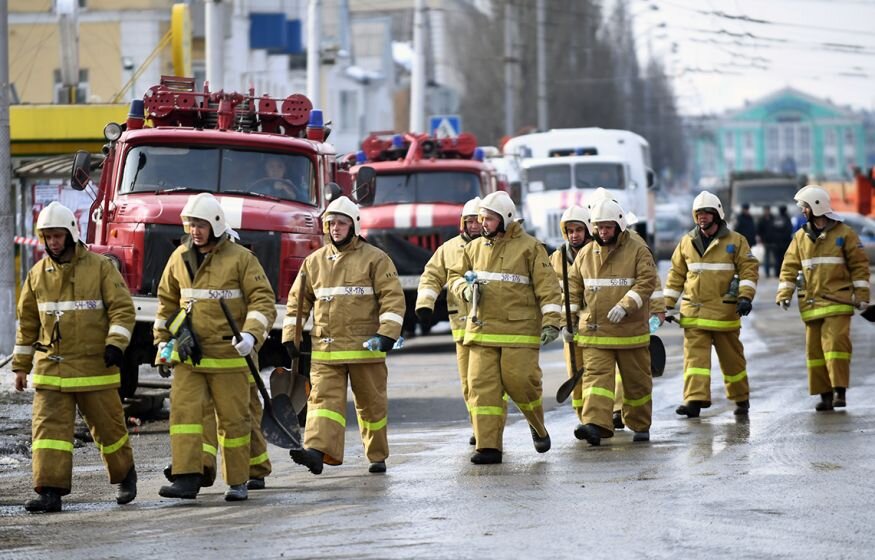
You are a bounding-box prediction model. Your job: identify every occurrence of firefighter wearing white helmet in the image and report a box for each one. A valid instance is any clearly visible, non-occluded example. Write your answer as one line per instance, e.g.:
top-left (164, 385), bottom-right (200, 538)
top-left (156, 193), bottom-right (276, 502)
top-left (585, 189), bottom-right (667, 430)
top-left (776, 185), bottom-right (870, 411)
top-left (445, 191), bottom-right (562, 465)
top-left (567, 198), bottom-right (657, 445)
top-left (283, 195), bottom-right (405, 475)
top-left (414, 197), bottom-right (497, 445)
top-left (549, 206), bottom-right (591, 423)
top-left (663, 190), bottom-right (759, 420)
top-left (13, 201), bottom-right (137, 513)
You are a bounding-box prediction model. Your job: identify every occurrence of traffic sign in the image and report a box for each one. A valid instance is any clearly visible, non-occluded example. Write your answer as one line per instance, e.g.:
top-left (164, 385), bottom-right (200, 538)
top-left (429, 114), bottom-right (461, 139)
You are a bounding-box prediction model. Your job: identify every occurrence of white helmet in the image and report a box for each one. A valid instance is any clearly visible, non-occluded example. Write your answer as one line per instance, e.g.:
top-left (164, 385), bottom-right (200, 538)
top-left (460, 196), bottom-right (481, 230)
top-left (181, 193), bottom-right (228, 237)
top-left (795, 184), bottom-right (840, 220)
top-left (323, 195), bottom-right (361, 236)
top-left (692, 190), bottom-right (725, 221)
top-left (589, 199), bottom-right (628, 232)
top-left (560, 205), bottom-right (591, 239)
top-left (587, 187), bottom-right (638, 226)
top-left (36, 201), bottom-right (79, 243)
top-left (478, 191), bottom-right (516, 230)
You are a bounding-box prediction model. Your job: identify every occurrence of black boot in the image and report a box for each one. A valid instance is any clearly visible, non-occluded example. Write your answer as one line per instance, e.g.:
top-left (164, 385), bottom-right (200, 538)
top-left (469, 434), bottom-right (476, 446)
top-left (368, 461), bottom-right (387, 473)
top-left (246, 477), bottom-right (266, 490)
top-left (158, 473), bottom-right (202, 499)
top-left (116, 465), bottom-right (137, 505)
top-left (733, 400), bottom-right (750, 416)
top-left (815, 392), bottom-right (834, 412)
top-left (612, 410), bottom-right (625, 430)
top-left (163, 463), bottom-right (174, 483)
top-left (471, 449), bottom-right (502, 464)
top-left (24, 488), bottom-right (62, 513)
top-left (530, 426), bottom-right (551, 453)
top-left (834, 388), bottom-right (847, 408)
top-left (574, 423), bottom-right (602, 447)
top-left (290, 448), bottom-right (324, 475)
top-left (676, 400), bottom-right (705, 418)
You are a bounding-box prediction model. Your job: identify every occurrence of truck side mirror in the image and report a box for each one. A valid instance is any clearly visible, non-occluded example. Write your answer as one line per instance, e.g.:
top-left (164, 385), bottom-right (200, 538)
top-left (70, 150), bottom-right (92, 191)
top-left (324, 182), bottom-right (342, 202)
top-left (353, 166), bottom-right (376, 206)
top-left (646, 169), bottom-right (656, 189)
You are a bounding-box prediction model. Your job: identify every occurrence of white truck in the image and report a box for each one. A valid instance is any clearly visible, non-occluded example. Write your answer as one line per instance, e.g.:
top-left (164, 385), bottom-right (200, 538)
top-left (502, 128), bottom-right (656, 248)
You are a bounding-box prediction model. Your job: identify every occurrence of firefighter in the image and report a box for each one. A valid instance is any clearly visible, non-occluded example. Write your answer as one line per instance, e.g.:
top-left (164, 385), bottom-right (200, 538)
top-left (584, 188), bottom-right (667, 431)
top-left (283, 196), bottom-right (405, 475)
top-left (447, 191), bottom-right (562, 465)
top-left (415, 197), bottom-right (498, 446)
top-left (155, 193), bottom-right (276, 502)
top-left (567, 198), bottom-right (657, 445)
top-left (12, 201), bottom-right (137, 513)
top-left (664, 191), bottom-right (759, 419)
top-left (776, 185), bottom-right (870, 411)
top-left (550, 206), bottom-right (591, 426)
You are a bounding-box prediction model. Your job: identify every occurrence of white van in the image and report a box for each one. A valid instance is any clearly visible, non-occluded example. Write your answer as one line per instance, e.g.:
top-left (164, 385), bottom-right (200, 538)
top-left (503, 128), bottom-right (656, 248)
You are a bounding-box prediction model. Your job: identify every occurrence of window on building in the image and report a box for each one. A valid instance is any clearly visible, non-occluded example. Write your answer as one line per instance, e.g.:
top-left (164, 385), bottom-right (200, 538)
top-left (744, 131), bottom-right (753, 149)
top-left (845, 128), bottom-right (855, 146)
top-left (825, 128), bottom-right (836, 147)
top-left (743, 158), bottom-right (754, 170)
top-left (724, 131), bottom-right (734, 148)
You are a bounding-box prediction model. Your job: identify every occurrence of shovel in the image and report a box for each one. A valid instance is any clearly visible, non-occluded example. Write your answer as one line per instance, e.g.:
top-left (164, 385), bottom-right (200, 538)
top-left (821, 294), bottom-right (875, 322)
top-left (219, 298), bottom-right (302, 450)
top-left (270, 271), bottom-right (310, 416)
top-left (556, 245), bottom-right (585, 404)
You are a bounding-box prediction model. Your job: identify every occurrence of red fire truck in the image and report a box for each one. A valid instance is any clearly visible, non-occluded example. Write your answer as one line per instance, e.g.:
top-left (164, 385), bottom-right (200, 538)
top-left (345, 131), bottom-right (504, 335)
top-left (69, 76), bottom-right (350, 397)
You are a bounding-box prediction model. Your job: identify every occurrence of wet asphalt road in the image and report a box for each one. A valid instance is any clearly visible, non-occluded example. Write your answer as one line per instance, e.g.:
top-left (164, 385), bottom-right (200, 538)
top-left (1, 273), bottom-right (874, 559)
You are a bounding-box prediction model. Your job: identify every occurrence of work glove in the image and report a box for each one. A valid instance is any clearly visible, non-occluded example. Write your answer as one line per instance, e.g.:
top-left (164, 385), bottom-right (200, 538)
top-left (104, 345), bottom-right (124, 368)
top-left (415, 307), bottom-right (433, 325)
top-left (363, 334), bottom-right (396, 352)
top-left (560, 326), bottom-right (575, 343)
top-left (736, 297), bottom-right (753, 317)
top-left (540, 325), bottom-right (560, 346)
top-left (607, 304), bottom-right (627, 323)
top-left (284, 341), bottom-right (300, 360)
top-left (175, 325), bottom-right (197, 363)
top-left (232, 332), bottom-right (256, 356)
top-left (776, 299), bottom-right (791, 310)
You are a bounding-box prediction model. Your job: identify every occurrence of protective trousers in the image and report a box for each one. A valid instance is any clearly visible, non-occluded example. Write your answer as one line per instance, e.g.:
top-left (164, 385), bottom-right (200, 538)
top-left (456, 342), bottom-right (473, 425)
top-left (682, 328), bottom-right (749, 404)
top-left (31, 388), bottom-right (133, 493)
top-left (169, 364), bottom-right (250, 486)
top-left (614, 370), bottom-right (625, 415)
top-left (305, 361), bottom-right (389, 464)
top-left (563, 343), bottom-right (585, 421)
top-left (467, 346), bottom-right (544, 451)
top-left (805, 315), bottom-right (852, 395)
top-left (580, 346), bottom-right (652, 434)
top-left (201, 382), bottom-right (272, 482)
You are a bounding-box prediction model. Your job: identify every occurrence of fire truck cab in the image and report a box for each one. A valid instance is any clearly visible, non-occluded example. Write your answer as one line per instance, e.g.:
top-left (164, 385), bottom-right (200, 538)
top-left (345, 131), bottom-right (502, 335)
top-left (70, 76), bottom-right (347, 397)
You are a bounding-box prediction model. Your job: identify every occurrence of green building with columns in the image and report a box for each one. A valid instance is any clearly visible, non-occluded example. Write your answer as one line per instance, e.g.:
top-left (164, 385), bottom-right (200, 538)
top-left (688, 87), bottom-right (870, 185)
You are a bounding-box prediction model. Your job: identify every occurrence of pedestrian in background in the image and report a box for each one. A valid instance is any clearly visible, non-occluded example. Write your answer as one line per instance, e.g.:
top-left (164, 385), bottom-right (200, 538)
top-left (733, 203), bottom-right (757, 248)
top-left (756, 205), bottom-right (776, 276)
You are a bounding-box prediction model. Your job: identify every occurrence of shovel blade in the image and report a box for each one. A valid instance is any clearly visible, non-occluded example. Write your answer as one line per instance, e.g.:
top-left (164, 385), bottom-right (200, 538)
top-left (861, 305), bottom-right (875, 322)
top-left (649, 335), bottom-right (666, 377)
top-left (270, 367), bottom-right (310, 415)
top-left (261, 394), bottom-right (302, 450)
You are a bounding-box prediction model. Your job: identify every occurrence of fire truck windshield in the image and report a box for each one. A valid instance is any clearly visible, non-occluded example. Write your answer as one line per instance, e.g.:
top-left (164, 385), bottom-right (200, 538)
top-left (120, 146), bottom-right (316, 204)
top-left (372, 171), bottom-right (480, 205)
top-left (526, 162), bottom-right (626, 191)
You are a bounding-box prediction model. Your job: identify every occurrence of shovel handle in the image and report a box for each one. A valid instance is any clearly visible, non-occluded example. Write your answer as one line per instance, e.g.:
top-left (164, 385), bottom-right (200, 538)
top-left (218, 299), bottom-right (271, 404)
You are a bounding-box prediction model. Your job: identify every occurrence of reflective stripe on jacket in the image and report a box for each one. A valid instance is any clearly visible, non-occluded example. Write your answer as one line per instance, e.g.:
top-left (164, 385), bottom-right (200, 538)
top-left (416, 233), bottom-right (472, 342)
top-left (154, 235), bottom-right (276, 372)
top-left (568, 230), bottom-right (657, 349)
top-left (664, 224), bottom-right (759, 331)
top-left (447, 221), bottom-right (562, 349)
top-left (776, 221), bottom-right (870, 322)
top-left (13, 243), bottom-right (135, 391)
top-left (283, 236), bottom-right (405, 364)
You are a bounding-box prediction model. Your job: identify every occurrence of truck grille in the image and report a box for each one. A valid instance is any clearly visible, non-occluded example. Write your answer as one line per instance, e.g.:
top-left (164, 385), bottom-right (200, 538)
top-left (141, 224), bottom-right (282, 300)
top-left (365, 227), bottom-right (456, 276)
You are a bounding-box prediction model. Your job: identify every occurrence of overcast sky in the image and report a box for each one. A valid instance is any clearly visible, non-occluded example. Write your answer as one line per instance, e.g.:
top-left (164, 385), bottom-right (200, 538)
top-left (628, 0), bottom-right (875, 116)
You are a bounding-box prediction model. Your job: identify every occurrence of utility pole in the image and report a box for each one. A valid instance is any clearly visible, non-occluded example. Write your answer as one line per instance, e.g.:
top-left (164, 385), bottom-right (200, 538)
top-left (536, 0), bottom-right (547, 131)
top-left (205, 0), bottom-right (225, 89)
top-left (306, 0), bottom-right (322, 106)
top-left (0, 0), bottom-right (14, 354)
top-left (410, 0), bottom-right (427, 133)
top-left (503, 0), bottom-right (515, 137)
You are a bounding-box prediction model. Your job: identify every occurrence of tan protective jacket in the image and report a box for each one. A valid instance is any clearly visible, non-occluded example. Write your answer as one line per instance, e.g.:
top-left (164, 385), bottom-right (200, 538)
top-left (416, 233), bottom-right (472, 342)
top-left (568, 230), bottom-right (657, 349)
top-left (776, 221), bottom-right (870, 322)
top-left (447, 221), bottom-right (562, 349)
top-left (154, 235), bottom-right (276, 372)
top-left (664, 224), bottom-right (759, 331)
top-left (13, 243), bottom-right (135, 391)
top-left (283, 236), bottom-right (405, 364)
